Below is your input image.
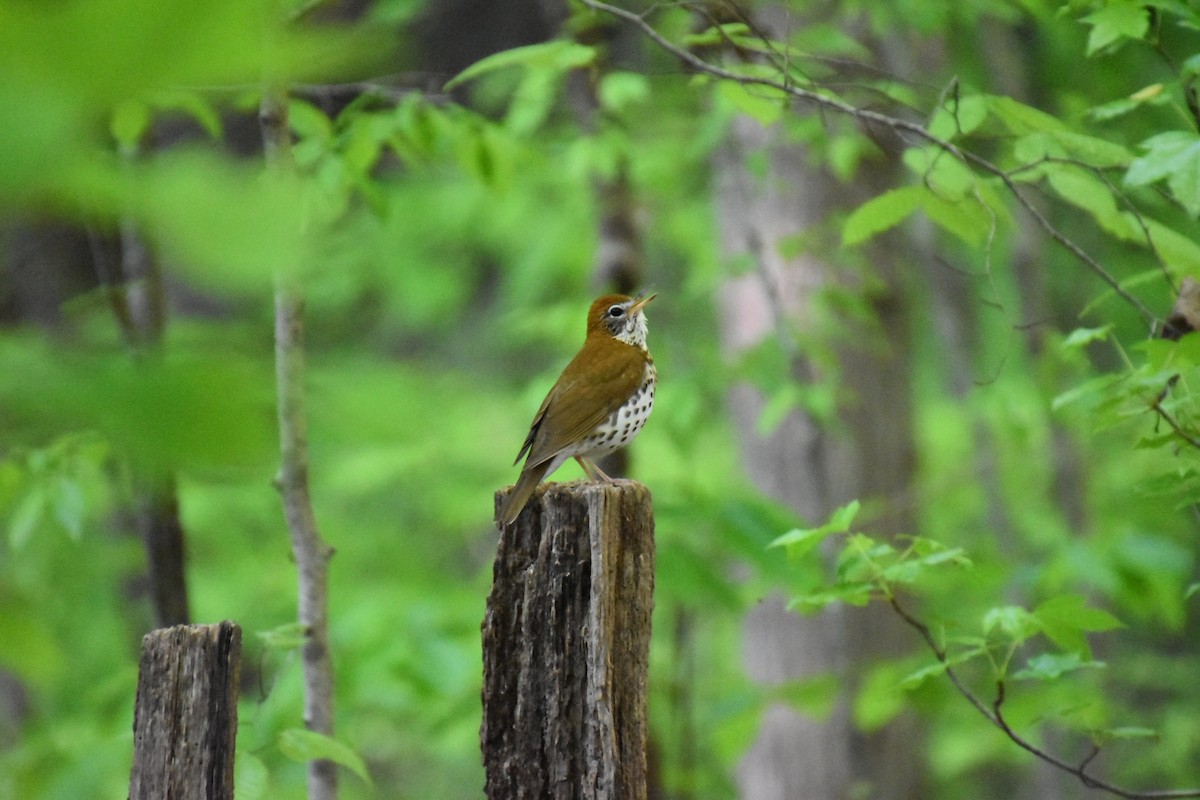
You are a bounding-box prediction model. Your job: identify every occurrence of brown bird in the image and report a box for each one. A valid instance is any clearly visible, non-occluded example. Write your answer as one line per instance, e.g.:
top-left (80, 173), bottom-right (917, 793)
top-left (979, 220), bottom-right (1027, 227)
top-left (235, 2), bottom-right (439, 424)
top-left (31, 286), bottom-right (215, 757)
top-left (498, 293), bottom-right (657, 526)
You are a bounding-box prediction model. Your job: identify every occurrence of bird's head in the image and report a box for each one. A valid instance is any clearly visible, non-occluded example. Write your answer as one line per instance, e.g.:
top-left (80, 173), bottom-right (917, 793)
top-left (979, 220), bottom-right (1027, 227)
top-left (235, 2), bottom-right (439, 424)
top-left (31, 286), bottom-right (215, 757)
top-left (587, 293), bottom-right (656, 349)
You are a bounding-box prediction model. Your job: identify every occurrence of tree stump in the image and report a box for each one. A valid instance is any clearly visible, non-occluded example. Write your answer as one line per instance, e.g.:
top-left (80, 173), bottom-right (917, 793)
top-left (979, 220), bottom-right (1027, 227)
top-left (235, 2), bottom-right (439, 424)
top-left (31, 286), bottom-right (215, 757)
top-left (129, 621), bottom-right (242, 800)
top-left (482, 480), bottom-right (655, 800)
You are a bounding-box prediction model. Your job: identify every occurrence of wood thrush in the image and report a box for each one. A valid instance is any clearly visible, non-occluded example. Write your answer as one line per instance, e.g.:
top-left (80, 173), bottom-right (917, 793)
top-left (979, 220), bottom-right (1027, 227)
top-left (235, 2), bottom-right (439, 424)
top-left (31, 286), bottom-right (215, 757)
top-left (498, 293), bottom-right (657, 526)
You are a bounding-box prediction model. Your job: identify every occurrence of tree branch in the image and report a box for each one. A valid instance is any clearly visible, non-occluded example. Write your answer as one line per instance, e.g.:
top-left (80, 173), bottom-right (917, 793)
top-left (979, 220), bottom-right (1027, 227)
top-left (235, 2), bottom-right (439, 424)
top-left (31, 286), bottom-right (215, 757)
top-left (888, 596), bottom-right (1200, 800)
top-left (577, 0), bottom-right (1161, 327)
top-left (1150, 389), bottom-right (1200, 452)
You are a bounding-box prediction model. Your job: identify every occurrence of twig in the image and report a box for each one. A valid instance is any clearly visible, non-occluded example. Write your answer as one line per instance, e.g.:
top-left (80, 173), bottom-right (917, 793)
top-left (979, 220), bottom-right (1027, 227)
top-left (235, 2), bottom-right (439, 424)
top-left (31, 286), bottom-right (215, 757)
top-left (888, 596), bottom-right (1200, 799)
top-left (577, 0), bottom-right (1161, 328)
top-left (1150, 390), bottom-right (1200, 451)
top-left (1007, 154), bottom-right (1174, 294)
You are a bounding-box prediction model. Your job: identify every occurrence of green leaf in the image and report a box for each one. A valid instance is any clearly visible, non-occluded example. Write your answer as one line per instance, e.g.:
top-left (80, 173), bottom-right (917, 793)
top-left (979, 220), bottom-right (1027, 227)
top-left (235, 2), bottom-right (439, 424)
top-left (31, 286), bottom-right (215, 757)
top-left (455, 125), bottom-right (510, 187)
top-left (1033, 594), bottom-right (1123, 656)
top-left (0, 0), bottom-right (370, 109)
top-left (58, 151), bottom-right (315, 294)
top-left (1046, 168), bottom-right (1135, 238)
top-left (0, 602), bottom-right (66, 685)
top-left (52, 477), bottom-right (85, 539)
top-left (1138, 217), bottom-right (1200, 273)
top-left (855, 662), bottom-right (909, 730)
top-left (787, 583), bottom-right (873, 612)
top-left (826, 133), bottom-right (872, 181)
top-left (1012, 132), bottom-right (1053, 173)
top-left (111, 98), bottom-right (150, 150)
top-left (1126, 132), bottom-right (1200, 184)
top-left (1048, 130), bottom-right (1133, 168)
top-left (1013, 128), bottom-right (1131, 171)
top-left (838, 534), bottom-right (894, 583)
top-left (505, 68), bottom-right (557, 134)
top-left (1126, 131), bottom-right (1200, 215)
top-left (928, 94), bottom-right (988, 140)
top-left (769, 500), bottom-right (860, 552)
top-left (1083, 2), bottom-right (1149, 55)
top-left (8, 486), bottom-right (46, 548)
top-left (985, 95), bottom-right (1066, 135)
top-left (1035, 595), bottom-right (1123, 632)
top-left (827, 500), bottom-right (862, 533)
top-left (1088, 96), bottom-right (1142, 121)
top-left (112, 90), bottom-right (225, 148)
top-left (1014, 652), bottom-right (1105, 681)
top-left (149, 89), bottom-right (223, 140)
top-left (682, 22), bottom-right (754, 48)
top-left (1062, 325), bottom-right (1113, 349)
top-left (234, 751), bottom-right (269, 800)
top-left (598, 71), bottom-right (650, 114)
top-left (903, 147), bottom-right (976, 196)
top-left (718, 81), bottom-right (786, 126)
top-left (910, 545), bottom-right (970, 570)
top-left (756, 383), bottom-right (800, 434)
top-left (1132, 336), bottom-right (1182, 369)
top-left (842, 186), bottom-right (922, 246)
top-left (258, 622), bottom-right (308, 652)
top-left (278, 729), bottom-right (373, 786)
top-left (288, 99), bottom-right (333, 145)
top-left (774, 673), bottom-right (839, 721)
top-left (982, 605), bottom-right (1040, 641)
top-left (899, 660), bottom-right (951, 689)
top-left (921, 190), bottom-right (992, 245)
top-left (444, 40), bottom-right (595, 90)
top-left (770, 525), bottom-right (830, 557)
top-left (342, 115), bottom-right (388, 176)
top-left (1051, 373), bottom-right (1122, 412)
top-left (1094, 726), bottom-right (1159, 743)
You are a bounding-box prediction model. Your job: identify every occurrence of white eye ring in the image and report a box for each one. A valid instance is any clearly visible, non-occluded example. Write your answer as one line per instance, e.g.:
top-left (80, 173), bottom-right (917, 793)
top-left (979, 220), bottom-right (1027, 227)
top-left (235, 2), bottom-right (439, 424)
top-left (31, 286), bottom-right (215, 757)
top-left (608, 305), bottom-right (625, 318)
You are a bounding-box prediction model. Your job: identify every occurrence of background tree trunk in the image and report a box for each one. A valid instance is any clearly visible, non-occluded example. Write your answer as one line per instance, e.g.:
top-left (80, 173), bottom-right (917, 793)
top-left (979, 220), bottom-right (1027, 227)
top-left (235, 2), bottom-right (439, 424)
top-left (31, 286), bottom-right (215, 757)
top-left (714, 42), bottom-right (925, 800)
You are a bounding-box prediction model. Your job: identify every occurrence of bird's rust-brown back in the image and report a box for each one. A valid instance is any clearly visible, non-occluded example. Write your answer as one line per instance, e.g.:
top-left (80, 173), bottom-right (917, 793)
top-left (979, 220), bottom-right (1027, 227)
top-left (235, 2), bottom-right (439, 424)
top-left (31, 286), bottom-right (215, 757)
top-left (516, 334), bottom-right (651, 470)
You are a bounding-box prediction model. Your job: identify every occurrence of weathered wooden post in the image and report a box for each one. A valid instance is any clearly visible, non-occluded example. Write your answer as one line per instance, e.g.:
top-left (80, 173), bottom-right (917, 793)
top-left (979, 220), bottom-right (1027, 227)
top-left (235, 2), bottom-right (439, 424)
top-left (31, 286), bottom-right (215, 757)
top-left (482, 480), bottom-right (655, 800)
top-left (129, 621), bottom-right (242, 800)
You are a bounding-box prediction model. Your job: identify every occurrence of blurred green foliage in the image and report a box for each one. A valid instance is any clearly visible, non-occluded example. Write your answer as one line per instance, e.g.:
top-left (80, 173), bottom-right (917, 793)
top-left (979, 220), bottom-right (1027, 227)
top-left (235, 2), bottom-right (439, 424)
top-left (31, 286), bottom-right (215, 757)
top-left (1, 0), bottom-right (1200, 798)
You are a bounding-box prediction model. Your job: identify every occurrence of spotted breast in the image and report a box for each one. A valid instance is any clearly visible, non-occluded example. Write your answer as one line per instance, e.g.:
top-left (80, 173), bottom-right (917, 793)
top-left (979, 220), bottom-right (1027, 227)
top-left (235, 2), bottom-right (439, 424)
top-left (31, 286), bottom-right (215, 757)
top-left (573, 362), bottom-right (656, 462)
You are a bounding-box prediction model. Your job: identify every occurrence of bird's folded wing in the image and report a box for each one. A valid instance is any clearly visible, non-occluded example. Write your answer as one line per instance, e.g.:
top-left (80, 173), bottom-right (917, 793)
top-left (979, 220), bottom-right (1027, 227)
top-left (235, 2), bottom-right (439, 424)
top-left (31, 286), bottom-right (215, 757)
top-left (521, 345), bottom-right (647, 469)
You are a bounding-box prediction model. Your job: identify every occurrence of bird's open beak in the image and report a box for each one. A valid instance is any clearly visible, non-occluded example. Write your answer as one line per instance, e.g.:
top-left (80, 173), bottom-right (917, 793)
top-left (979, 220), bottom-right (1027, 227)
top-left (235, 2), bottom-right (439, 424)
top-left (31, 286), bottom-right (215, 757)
top-left (628, 292), bottom-right (657, 315)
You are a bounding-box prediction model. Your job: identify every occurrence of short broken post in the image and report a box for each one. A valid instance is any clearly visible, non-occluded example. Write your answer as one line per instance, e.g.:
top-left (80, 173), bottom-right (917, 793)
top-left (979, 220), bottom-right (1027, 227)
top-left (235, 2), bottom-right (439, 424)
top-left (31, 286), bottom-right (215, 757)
top-left (129, 621), bottom-right (242, 800)
top-left (482, 480), bottom-right (655, 800)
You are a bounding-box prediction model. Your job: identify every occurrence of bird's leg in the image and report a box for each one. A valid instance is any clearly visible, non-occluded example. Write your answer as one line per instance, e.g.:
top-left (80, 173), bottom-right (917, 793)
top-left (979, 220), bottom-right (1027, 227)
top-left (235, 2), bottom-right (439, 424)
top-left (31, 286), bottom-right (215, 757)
top-left (575, 456), bottom-right (614, 483)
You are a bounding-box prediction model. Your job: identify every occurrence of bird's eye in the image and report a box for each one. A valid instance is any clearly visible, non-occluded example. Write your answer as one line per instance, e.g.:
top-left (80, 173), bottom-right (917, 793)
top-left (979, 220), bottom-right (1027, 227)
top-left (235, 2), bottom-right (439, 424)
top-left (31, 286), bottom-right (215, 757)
top-left (608, 305), bottom-right (625, 318)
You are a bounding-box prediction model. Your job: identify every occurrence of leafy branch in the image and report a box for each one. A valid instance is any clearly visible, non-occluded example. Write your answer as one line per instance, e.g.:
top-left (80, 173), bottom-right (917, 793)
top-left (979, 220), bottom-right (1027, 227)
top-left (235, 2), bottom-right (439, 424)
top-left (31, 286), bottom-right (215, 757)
top-left (577, 0), bottom-right (1164, 327)
top-left (889, 596), bottom-right (1200, 800)
top-left (1151, 390), bottom-right (1200, 451)
top-left (772, 502), bottom-right (1200, 799)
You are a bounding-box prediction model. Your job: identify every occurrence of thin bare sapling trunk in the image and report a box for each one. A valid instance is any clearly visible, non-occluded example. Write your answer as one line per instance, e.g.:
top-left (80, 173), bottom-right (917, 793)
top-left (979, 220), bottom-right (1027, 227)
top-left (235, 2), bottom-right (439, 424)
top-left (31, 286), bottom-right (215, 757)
top-left (261, 86), bottom-right (338, 800)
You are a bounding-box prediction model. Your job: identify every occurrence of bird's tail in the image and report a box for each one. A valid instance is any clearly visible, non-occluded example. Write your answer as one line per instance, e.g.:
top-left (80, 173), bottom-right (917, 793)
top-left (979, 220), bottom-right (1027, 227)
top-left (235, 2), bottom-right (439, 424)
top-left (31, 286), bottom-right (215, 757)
top-left (497, 462), bottom-right (551, 527)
